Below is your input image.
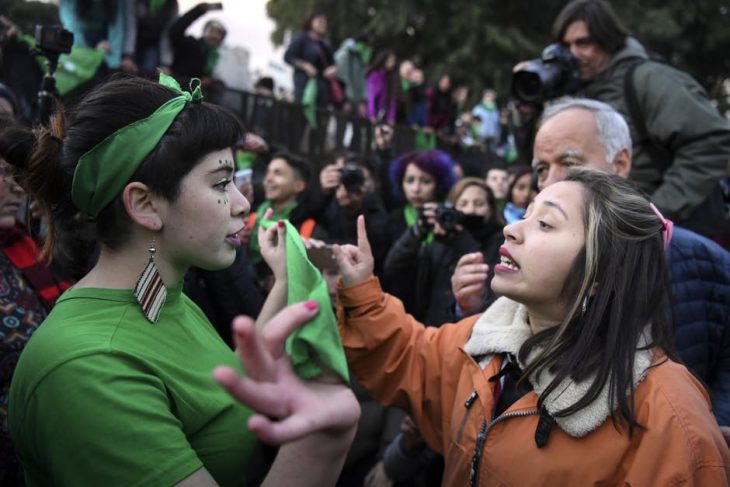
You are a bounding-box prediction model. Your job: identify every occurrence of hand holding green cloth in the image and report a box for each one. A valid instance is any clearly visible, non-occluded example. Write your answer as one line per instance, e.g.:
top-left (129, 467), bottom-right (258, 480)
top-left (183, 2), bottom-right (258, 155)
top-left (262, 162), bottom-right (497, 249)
top-left (261, 219), bottom-right (349, 384)
top-left (302, 78), bottom-right (318, 128)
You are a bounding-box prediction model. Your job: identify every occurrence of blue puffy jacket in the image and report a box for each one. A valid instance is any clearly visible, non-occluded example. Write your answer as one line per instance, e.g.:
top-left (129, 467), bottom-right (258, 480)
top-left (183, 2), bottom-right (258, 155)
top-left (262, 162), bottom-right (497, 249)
top-left (667, 226), bottom-right (730, 425)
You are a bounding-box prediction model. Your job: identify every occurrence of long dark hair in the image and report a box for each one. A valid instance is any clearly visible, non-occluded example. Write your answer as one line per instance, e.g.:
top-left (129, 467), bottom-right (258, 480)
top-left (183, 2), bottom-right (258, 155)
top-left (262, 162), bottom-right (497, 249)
top-left (552, 0), bottom-right (629, 54)
top-left (518, 168), bottom-right (676, 435)
top-left (4, 75), bottom-right (243, 265)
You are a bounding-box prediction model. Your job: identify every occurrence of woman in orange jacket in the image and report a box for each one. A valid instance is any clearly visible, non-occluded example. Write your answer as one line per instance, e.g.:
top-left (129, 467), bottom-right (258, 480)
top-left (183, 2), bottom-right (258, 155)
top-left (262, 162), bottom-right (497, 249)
top-left (334, 168), bottom-right (730, 486)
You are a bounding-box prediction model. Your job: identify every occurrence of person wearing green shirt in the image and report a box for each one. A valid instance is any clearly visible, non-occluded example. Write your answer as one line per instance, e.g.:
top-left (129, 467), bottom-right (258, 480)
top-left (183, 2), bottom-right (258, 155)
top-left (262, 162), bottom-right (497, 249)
top-left (249, 152), bottom-right (314, 271)
top-left (7, 74), bottom-right (358, 486)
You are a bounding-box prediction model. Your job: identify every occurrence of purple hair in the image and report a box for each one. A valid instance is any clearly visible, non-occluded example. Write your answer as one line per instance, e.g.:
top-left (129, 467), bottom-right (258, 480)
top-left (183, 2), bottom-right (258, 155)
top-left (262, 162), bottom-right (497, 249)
top-left (389, 149), bottom-right (458, 201)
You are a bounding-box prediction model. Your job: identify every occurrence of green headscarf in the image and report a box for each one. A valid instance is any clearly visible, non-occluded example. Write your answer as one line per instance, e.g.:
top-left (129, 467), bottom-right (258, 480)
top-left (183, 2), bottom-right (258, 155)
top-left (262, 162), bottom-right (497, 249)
top-left (72, 73), bottom-right (203, 216)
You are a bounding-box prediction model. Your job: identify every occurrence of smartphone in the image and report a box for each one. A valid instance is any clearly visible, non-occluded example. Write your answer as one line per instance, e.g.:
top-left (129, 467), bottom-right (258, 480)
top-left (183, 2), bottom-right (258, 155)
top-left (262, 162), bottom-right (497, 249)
top-left (307, 245), bottom-right (337, 272)
top-left (234, 168), bottom-right (252, 188)
top-left (207, 2), bottom-right (223, 11)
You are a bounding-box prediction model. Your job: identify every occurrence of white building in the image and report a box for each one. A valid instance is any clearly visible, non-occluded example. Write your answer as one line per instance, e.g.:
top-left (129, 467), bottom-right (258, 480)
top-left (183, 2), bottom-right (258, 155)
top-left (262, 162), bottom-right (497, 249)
top-left (214, 45), bottom-right (252, 91)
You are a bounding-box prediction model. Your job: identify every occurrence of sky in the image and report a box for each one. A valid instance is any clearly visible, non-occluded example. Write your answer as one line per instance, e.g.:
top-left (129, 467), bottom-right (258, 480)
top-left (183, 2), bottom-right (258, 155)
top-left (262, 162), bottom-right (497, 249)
top-left (177, 0), bottom-right (285, 75)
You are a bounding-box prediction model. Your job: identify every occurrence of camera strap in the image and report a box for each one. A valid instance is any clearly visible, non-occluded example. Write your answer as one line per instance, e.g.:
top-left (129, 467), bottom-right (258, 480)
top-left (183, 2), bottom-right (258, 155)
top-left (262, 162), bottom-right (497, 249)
top-left (623, 60), bottom-right (672, 173)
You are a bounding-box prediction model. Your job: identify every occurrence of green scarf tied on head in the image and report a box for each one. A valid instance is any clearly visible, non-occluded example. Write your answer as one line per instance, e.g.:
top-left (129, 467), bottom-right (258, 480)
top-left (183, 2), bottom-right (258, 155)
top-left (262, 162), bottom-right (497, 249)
top-left (72, 73), bottom-right (203, 216)
top-left (261, 219), bottom-right (350, 383)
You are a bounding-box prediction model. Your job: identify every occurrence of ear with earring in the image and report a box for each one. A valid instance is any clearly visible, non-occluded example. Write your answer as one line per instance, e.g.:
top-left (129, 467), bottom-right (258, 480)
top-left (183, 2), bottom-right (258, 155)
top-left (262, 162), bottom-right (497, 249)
top-left (134, 232), bottom-right (166, 323)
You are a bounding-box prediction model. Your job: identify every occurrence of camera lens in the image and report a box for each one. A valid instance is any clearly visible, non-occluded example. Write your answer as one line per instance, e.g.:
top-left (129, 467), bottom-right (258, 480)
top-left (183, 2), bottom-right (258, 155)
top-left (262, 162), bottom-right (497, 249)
top-left (339, 164), bottom-right (365, 194)
top-left (512, 70), bottom-right (543, 104)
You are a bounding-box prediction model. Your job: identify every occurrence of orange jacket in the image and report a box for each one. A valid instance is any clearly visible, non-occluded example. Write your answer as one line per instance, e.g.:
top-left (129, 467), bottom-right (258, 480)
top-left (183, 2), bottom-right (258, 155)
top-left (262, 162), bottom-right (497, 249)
top-left (337, 277), bottom-right (730, 486)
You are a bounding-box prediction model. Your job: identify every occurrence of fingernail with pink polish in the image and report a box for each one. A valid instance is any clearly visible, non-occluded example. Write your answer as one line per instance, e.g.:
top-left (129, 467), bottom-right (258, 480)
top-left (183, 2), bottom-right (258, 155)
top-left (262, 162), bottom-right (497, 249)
top-left (277, 220), bottom-right (284, 228)
top-left (304, 300), bottom-right (318, 311)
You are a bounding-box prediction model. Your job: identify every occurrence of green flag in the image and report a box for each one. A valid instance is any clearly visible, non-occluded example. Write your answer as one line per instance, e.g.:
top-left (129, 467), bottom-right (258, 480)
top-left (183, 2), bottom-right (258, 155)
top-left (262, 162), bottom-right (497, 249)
top-left (261, 219), bottom-right (349, 383)
top-left (302, 78), bottom-right (318, 128)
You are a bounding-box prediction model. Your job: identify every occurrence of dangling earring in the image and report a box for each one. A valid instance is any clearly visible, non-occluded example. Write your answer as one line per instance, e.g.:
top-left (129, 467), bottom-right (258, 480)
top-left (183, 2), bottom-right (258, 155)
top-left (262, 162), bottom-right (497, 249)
top-left (134, 238), bottom-right (167, 323)
top-left (581, 295), bottom-right (589, 315)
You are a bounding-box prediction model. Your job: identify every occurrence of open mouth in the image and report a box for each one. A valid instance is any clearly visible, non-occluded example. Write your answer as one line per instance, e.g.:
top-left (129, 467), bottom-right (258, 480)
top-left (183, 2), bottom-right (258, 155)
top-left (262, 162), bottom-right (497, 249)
top-left (225, 227), bottom-right (244, 246)
top-left (499, 254), bottom-right (520, 271)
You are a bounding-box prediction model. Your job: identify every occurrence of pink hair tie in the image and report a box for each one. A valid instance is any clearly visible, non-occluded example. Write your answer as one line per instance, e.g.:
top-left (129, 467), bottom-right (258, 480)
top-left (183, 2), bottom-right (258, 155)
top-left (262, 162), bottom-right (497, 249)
top-left (649, 203), bottom-right (674, 249)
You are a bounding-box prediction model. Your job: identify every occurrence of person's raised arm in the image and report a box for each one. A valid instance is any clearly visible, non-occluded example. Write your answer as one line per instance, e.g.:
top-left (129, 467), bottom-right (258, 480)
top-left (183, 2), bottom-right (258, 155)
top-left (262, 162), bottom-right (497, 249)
top-left (254, 209), bottom-right (287, 330)
top-left (215, 303), bottom-right (360, 486)
top-left (333, 215), bottom-right (375, 287)
top-left (169, 3), bottom-right (210, 49)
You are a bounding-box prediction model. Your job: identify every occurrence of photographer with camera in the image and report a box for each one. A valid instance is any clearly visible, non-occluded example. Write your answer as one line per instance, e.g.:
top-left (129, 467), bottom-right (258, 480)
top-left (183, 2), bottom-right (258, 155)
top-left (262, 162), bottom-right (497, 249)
top-left (385, 177), bottom-right (502, 326)
top-left (314, 152), bottom-right (390, 277)
top-left (513, 0), bottom-right (730, 241)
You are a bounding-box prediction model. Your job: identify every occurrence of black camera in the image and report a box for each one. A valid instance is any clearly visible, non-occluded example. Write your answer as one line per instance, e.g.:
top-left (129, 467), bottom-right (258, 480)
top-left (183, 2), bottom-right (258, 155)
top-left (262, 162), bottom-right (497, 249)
top-left (339, 163), bottom-right (365, 194)
top-left (435, 203), bottom-right (466, 233)
top-left (33, 25), bottom-right (73, 125)
top-left (511, 43), bottom-right (581, 104)
top-left (35, 25), bottom-right (73, 56)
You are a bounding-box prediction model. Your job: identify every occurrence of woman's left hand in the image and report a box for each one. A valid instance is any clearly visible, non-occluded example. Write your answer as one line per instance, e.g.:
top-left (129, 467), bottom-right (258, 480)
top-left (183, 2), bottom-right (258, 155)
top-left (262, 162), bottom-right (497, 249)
top-left (259, 208), bottom-right (287, 281)
top-left (214, 302), bottom-right (360, 444)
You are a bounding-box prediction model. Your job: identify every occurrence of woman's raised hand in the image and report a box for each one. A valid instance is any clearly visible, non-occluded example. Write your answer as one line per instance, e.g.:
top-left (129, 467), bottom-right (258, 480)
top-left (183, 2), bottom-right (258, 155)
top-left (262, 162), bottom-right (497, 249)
top-left (213, 302), bottom-right (360, 444)
top-left (333, 215), bottom-right (374, 287)
top-left (258, 208), bottom-right (287, 282)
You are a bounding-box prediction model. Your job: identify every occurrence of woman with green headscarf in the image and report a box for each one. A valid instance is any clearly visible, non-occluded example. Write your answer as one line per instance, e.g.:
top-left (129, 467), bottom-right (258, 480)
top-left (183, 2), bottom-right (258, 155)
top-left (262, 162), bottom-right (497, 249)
top-left (6, 74), bottom-right (358, 486)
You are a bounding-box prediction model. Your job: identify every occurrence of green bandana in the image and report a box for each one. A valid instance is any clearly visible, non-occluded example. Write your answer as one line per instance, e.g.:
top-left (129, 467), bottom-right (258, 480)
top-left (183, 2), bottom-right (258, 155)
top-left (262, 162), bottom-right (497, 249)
top-left (414, 128), bottom-right (437, 150)
top-left (354, 41), bottom-right (372, 64)
top-left (403, 204), bottom-right (434, 244)
top-left (149, 0), bottom-right (167, 15)
top-left (205, 46), bottom-right (220, 76)
top-left (235, 150), bottom-right (256, 170)
top-left (261, 219), bottom-right (349, 383)
top-left (72, 73), bottom-right (203, 216)
top-left (302, 78), bottom-right (318, 128)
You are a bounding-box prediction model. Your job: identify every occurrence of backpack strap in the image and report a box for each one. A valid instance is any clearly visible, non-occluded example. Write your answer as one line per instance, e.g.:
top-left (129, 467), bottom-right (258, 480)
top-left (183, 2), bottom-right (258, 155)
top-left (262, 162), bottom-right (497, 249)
top-left (623, 59), bottom-right (672, 172)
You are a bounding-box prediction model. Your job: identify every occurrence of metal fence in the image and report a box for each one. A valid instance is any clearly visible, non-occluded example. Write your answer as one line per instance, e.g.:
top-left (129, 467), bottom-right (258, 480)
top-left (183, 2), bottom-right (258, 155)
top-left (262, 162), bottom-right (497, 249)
top-left (215, 88), bottom-right (495, 174)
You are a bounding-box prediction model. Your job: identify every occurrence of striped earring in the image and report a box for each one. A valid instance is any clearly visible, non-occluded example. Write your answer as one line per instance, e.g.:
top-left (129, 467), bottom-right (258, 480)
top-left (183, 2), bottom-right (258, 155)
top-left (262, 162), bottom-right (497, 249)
top-left (134, 238), bottom-right (167, 323)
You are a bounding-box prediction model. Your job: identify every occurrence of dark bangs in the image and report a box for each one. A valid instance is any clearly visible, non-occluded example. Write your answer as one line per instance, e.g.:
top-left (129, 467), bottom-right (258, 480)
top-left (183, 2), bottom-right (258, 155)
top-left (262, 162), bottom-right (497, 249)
top-left (135, 101), bottom-right (245, 201)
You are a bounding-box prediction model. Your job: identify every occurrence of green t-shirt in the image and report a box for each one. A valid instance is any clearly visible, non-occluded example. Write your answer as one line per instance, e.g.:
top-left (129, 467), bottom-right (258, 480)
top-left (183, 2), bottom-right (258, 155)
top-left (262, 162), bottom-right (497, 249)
top-left (9, 285), bottom-right (255, 486)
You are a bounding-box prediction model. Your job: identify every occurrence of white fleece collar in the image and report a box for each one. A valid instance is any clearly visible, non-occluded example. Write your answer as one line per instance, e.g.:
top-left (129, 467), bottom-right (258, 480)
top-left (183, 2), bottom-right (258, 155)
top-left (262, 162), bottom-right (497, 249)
top-left (464, 297), bottom-right (652, 438)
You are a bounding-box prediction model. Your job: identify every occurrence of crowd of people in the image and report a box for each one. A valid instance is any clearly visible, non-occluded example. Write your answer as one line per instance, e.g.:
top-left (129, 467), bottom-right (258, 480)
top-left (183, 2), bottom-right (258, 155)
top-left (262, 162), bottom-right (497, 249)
top-left (0, 0), bottom-right (729, 485)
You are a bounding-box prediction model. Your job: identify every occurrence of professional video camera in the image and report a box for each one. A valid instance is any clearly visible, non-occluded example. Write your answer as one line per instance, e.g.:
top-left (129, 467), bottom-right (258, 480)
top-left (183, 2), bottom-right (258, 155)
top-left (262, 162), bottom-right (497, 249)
top-left (511, 43), bottom-right (581, 104)
top-left (339, 163), bottom-right (366, 195)
top-left (33, 24), bottom-right (73, 124)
